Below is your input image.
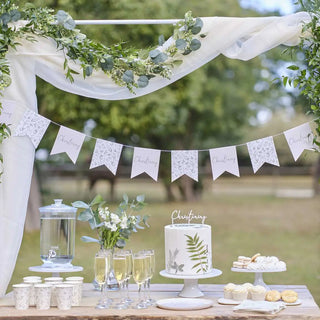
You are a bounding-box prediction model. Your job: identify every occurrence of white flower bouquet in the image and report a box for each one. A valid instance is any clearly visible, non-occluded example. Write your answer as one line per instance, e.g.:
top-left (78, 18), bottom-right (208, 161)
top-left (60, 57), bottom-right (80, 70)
top-left (72, 194), bottom-right (149, 249)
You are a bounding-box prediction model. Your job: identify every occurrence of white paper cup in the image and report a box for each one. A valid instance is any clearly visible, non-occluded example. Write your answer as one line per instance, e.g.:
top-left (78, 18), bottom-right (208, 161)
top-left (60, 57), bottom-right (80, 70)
top-left (64, 281), bottom-right (82, 306)
top-left (65, 276), bottom-right (83, 282)
top-left (44, 276), bottom-right (63, 283)
top-left (13, 283), bottom-right (31, 310)
top-left (55, 284), bottom-right (73, 310)
top-left (24, 279), bottom-right (42, 306)
top-left (44, 281), bottom-right (61, 307)
top-left (23, 276), bottom-right (42, 282)
top-left (34, 284), bottom-right (52, 310)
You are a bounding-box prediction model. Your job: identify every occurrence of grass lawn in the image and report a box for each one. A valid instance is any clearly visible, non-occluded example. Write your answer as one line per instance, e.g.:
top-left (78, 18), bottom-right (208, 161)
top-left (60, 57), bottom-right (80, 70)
top-left (9, 176), bottom-right (320, 305)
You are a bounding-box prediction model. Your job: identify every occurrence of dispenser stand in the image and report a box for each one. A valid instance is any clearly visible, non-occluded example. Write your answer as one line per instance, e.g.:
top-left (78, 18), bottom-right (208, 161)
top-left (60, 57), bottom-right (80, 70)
top-left (29, 265), bottom-right (83, 277)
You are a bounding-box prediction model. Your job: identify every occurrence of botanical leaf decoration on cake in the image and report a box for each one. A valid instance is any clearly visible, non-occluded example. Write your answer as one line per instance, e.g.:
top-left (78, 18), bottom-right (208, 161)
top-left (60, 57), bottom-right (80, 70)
top-left (168, 248), bottom-right (184, 274)
top-left (185, 233), bottom-right (209, 273)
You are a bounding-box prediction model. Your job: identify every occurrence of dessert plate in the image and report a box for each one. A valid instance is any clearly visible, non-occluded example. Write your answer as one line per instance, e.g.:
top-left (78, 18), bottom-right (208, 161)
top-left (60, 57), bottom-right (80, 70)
top-left (217, 298), bottom-right (241, 305)
top-left (284, 299), bottom-right (301, 306)
top-left (156, 298), bottom-right (213, 310)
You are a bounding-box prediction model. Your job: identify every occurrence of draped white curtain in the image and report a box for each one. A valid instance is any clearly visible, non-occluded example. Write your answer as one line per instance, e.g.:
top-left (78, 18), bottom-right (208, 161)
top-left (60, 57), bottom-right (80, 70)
top-left (0, 12), bottom-right (309, 296)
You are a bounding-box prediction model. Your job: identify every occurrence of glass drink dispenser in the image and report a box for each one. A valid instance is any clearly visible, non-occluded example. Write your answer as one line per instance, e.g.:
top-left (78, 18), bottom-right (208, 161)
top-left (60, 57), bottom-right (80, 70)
top-left (39, 199), bottom-right (77, 268)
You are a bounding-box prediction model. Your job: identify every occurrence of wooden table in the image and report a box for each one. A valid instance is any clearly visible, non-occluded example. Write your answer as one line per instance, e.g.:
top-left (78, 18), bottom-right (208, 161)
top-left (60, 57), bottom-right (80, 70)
top-left (0, 284), bottom-right (319, 319)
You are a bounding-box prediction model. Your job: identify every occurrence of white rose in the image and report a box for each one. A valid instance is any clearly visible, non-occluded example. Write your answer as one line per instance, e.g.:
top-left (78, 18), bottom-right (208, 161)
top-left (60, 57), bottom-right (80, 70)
top-left (111, 213), bottom-right (121, 224)
top-left (98, 208), bottom-right (106, 220)
top-left (104, 221), bottom-right (112, 229)
top-left (110, 223), bottom-right (117, 232)
top-left (120, 216), bottom-right (128, 229)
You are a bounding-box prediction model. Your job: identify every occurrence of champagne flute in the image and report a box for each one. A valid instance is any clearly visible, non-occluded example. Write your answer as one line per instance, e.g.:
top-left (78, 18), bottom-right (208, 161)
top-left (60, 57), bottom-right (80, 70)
top-left (113, 253), bottom-right (128, 309)
top-left (144, 249), bottom-right (156, 305)
top-left (132, 252), bottom-right (148, 309)
top-left (123, 249), bottom-right (133, 304)
top-left (94, 252), bottom-right (108, 309)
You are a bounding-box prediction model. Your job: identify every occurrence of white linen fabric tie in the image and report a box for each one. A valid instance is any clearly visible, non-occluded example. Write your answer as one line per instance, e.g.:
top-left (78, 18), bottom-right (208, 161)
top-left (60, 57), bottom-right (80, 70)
top-left (0, 12), bottom-right (310, 296)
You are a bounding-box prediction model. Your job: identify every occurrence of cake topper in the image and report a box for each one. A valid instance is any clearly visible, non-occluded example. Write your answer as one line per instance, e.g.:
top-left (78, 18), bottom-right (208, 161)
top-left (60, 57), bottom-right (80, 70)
top-left (171, 209), bottom-right (207, 224)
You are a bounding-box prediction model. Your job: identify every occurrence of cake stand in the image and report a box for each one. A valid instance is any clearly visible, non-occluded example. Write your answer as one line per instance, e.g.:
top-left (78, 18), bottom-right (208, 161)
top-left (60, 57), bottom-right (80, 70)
top-left (231, 267), bottom-right (286, 290)
top-left (29, 265), bottom-right (83, 277)
top-left (160, 268), bottom-right (222, 298)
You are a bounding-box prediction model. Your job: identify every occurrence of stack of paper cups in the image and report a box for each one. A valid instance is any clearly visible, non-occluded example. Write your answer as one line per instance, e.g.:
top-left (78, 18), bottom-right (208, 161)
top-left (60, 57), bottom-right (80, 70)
top-left (44, 277), bottom-right (63, 307)
top-left (23, 278), bottom-right (42, 306)
top-left (65, 276), bottom-right (84, 306)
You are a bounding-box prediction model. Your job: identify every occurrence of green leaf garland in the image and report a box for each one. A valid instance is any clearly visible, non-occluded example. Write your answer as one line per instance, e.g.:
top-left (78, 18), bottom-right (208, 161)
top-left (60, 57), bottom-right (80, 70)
top-left (0, 1), bottom-right (206, 180)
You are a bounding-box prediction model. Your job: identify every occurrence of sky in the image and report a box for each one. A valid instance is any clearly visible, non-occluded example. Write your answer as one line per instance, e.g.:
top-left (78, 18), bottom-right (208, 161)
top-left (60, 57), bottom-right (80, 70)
top-left (240, 0), bottom-right (297, 15)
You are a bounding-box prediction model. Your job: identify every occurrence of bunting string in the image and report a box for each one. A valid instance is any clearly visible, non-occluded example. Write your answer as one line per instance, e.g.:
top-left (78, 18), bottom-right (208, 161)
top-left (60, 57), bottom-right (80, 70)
top-left (1, 99), bottom-right (318, 182)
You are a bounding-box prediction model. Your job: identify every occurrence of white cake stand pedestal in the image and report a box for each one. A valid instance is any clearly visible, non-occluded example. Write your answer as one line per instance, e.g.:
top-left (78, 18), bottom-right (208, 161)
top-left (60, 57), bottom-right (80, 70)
top-left (231, 267), bottom-right (286, 290)
top-left (29, 265), bottom-right (83, 277)
top-left (160, 268), bottom-right (222, 298)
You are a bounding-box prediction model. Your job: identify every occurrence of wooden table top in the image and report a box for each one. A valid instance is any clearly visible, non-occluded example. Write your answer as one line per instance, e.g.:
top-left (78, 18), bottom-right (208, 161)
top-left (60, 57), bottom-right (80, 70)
top-left (0, 283), bottom-right (319, 319)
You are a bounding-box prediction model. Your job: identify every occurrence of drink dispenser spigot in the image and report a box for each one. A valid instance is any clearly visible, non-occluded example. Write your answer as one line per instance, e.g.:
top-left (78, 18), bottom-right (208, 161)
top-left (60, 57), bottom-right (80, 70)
top-left (39, 199), bottom-right (77, 268)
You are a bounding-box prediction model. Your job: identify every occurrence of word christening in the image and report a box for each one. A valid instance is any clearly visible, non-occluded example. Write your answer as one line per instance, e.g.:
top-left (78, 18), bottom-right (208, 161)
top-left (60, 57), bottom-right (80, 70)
top-left (171, 209), bottom-right (207, 224)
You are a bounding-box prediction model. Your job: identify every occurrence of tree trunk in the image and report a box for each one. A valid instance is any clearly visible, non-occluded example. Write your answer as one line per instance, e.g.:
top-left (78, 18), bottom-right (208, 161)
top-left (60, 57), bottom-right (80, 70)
top-left (25, 169), bottom-right (41, 231)
top-left (178, 176), bottom-right (201, 202)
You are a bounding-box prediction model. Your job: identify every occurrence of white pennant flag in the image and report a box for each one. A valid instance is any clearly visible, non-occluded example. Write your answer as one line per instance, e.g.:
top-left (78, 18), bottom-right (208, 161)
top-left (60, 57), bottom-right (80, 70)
top-left (131, 147), bottom-right (161, 181)
top-left (90, 139), bottom-right (123, 175)
top-left (209, 146), bottom-right (240, 180)
top-left (50, 126), bottom-right (85, 164)
top-left (247, 136), bottom-right (279, 173)
top-left (284, 123), bottom-right (317, 161)
top-left (0, 99), bottom-right (16, 124)
top-left (171, 150), bottom-right (198, 182)
top-left (14, 109), bottom-right (50, 148)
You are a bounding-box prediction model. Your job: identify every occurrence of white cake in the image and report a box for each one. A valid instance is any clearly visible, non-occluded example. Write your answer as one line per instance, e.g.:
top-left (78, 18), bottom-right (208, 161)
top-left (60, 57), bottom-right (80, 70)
top-left (165, 224), bottom-right (212, 276)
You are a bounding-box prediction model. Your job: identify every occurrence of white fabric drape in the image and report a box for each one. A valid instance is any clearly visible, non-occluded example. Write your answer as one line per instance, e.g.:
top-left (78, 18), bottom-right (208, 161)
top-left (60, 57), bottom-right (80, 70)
top-left (0, 12), bottom-right (310, 296)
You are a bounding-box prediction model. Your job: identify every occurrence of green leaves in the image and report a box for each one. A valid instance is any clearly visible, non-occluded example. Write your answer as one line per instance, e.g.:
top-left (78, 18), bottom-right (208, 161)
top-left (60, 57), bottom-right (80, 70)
top-left (80, 236), bottom-right (100, 243)
top-left (185, 233), bottom-right (209, 273)
top-left (122, 70), bottom-right (134, 83)
top-left (55, 10), bottom-right (75, 30)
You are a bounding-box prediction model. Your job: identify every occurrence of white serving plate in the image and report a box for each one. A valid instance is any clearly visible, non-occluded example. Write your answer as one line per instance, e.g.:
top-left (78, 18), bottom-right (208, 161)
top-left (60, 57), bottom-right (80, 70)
top-left (156, 298), bottom-right (213, 311)
top-left (218, 297), bottom-right (301, 306)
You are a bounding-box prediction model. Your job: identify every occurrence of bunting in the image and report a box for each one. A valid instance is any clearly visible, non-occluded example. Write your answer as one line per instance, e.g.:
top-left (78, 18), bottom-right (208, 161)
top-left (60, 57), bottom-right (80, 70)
top-left (50, 126), bottom-right (85, 164)
top-left (13, 109), bottom-right (50, 148)
top-left (90, 139), bottom-right (123, 175)
top-left (131, 147), bottom-right (161, 181)
top-left (171, 150), bottom-right (198, 182)
top-left (284, 122), bottom-right (318, 161)
top-left (0, 100), bottom-right (16, 124)
top-left (209, 146), bottom-right (240, 180)
top-left (247, 136), bottom-right (279, 173)
top-left (10, 107), bottom-right (318, 182)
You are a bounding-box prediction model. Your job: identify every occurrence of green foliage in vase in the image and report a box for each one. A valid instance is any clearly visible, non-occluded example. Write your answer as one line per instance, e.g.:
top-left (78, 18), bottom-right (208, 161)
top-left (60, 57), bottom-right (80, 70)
top-left (282, 0), bottom-right (320, 146)
top-left (185, 233), bottom-right (209, 273)
top-left (0, 0), bottom-right (206, 180)
top-left (72, 194), bottom-right (149, 249)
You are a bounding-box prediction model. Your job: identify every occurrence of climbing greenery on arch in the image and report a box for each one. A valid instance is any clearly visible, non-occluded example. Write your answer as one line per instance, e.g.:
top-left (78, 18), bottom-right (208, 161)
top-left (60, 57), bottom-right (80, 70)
top-left (0, 0), bottom-right (206, 179)
top-left (283, 0), bottom-right (320, 146)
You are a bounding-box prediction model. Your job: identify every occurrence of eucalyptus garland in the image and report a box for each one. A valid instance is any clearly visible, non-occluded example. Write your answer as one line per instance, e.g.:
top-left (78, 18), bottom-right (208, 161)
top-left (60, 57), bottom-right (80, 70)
top-left (0, 0), bottom-right (206, 179)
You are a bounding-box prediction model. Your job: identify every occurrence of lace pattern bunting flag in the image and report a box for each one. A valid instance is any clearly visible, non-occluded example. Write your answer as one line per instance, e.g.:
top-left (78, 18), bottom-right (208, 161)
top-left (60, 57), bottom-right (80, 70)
top-left (247, 136), bottom-right (279, 173)
top-left (284, 122), bottom-right (317, 161)
top-left (131, 147), bottom-right (161, 181)
top-left (90, 139), bottom-right (123, 175)
top-left (50, 126), bottom-right (85, 164)
top-left (14, 109), bottom-right (50, 148)
top-left (171, 150), bottom-right (198, 182)
top-left (209, 146), bottom-right (240, 180)
top-left (0, 100), bottom-right (16, 125)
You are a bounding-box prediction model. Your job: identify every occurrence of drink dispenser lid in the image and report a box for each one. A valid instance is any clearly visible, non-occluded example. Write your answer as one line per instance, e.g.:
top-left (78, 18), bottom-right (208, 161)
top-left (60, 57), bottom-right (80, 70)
top-left (39, 199), bottom-right (77, 213)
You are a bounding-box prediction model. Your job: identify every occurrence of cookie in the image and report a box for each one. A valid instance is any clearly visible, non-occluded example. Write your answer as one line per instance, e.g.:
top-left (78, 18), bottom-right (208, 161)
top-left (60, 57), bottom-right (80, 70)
top-left (265, 290), bottom-right (281, 302)
top-left (251, 253), bottom-right (261, 262)
top-left (281, 290), bottom-right (298, 303)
